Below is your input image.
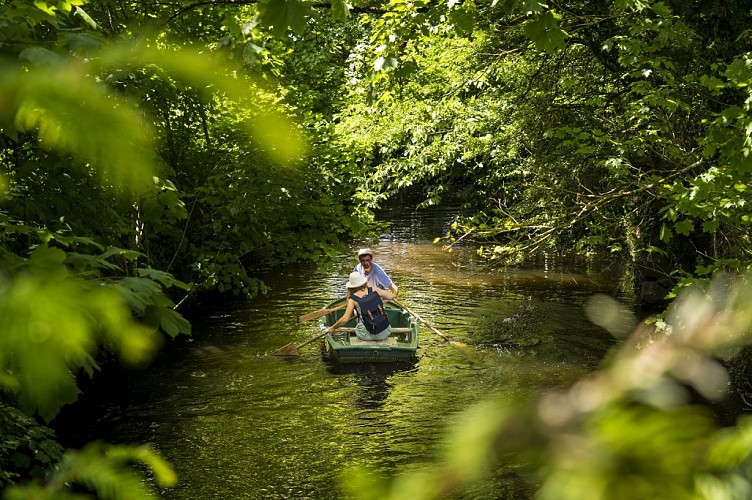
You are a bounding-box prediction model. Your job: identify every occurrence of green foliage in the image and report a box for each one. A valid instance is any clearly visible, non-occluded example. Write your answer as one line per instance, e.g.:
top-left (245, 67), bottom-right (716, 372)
top-left (1, 64), bottom-right (155, 193)
top-left (0, 404), bottom-right (63, 487)
top-left (524, 10), bottom-right (567, 54)
top-left (260, 0), bottom-right (312, 37)
top-left (0, 0), bottom-right (375, 495)
top-left (0, 238), bottom-right (186, 421)
top-left (3, 441), bottom-right (176, 499)
top-left (327, 0), bottom-right (752, 297)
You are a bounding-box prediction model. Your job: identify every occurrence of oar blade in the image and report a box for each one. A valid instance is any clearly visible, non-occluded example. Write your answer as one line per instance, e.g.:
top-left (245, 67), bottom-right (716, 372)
top-left (272, 343), bottom-right (300, 357)
top-left (297, 309), bottom-right (328, 323)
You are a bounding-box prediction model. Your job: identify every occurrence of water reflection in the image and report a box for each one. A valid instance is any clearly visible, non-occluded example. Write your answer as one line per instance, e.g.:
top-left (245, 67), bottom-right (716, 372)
top-left (327, 363), bottom-right (417, 411)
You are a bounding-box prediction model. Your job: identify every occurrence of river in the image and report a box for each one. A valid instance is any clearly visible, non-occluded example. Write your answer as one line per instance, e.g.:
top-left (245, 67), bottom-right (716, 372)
top-left (53, 203), bottom-right (625, 498)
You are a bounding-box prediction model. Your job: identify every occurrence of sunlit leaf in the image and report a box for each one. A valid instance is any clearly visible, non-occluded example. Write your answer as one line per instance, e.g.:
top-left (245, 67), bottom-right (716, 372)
top-left (4, 442), bottom-right (176, 498)
top-left (0, 268), bottom-right (162, 420)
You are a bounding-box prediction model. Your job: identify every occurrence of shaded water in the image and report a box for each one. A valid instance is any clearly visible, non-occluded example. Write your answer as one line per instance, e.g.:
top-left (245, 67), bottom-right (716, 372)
top-left (55, 204), bottom-right (626, 498)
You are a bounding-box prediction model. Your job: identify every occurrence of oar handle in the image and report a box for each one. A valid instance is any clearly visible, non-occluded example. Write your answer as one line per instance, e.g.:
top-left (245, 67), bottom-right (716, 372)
top-left (392, 299), bottom-right (452, 343)
top-left (298, 303), bottom-right (347, 323)
top-left (296, 329), bottom-right (330, 349)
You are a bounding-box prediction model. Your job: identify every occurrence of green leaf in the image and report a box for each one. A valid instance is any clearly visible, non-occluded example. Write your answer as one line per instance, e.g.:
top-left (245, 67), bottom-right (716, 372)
top-left (449, 8), bottom-right (475, 36)
top-left (374, 55), bottom-right (399, 72)
top-left (650, 2), bottom-right (671, 16)
top-left (330, 0), bottom-right (351, 20)
top-left (7, 63), bottom-right (157, 193)
top-left (659, 223), bottom-right (673, 242)
top-left (18, 47), bottom-right (63, 66)
top-left (725, 58), bottom-right (752, 86)
top-left (64, 32), bottom-right (104, 54)
top-left (28, 245), bottom-right (68, 280)
top-left (136, 268), bottom-right (191, 290)
top-left (5, 442), bottom-right (176, 498)
top-left (701, 219), bottom-right (720, 233)
top-left (32, 1), bottom-right (57, 16)
top-left (519, 0), bottom-right (547, 13)
top-left (645, 245), bottom-right (667, 256)
top-left (117, 277), bottom-right (165, 298)
top-left (65, 252), bottom-right (122, 272)
top-left (260, 0), bottom-right (311, 37)
top-left (158, 308), bottom-right (192, 338)
top-left (100, 246), bottom-right (145, 261)
top-left (523, 11), bottom-right (568, 54)
top-left (50, 234), bottom-right (104, 250)
top-left (674, 219), bottom-right (694, 236)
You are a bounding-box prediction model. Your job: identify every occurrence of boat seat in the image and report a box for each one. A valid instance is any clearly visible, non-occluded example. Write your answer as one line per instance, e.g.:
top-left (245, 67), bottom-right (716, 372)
top-left (348, 337), bottom-right (399, 346)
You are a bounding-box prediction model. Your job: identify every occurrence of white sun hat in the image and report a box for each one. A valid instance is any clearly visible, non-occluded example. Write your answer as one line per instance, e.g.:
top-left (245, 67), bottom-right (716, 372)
top-left (346, 271), bottom-right (367, 289)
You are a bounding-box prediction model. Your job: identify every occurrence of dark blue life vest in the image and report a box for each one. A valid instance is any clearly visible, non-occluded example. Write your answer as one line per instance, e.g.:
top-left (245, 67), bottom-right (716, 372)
top-left (350, 288), bottom-right (390, 335)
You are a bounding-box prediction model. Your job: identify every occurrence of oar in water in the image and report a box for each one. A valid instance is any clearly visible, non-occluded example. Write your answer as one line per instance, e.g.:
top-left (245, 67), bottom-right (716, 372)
top-left (297, 303), bottom-right (346, 323)
top-left (393, 299), bottom-right (470, 348)
top-left (277, 303), bottom-right (348, 356)
top-left (272, 329), bottom-right (329, 357)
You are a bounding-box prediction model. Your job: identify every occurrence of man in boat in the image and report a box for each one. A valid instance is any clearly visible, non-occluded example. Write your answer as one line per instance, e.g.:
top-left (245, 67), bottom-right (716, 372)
top-left (353, 248), bottom-right (399, 296)
top-left (326, 272), bottom-right (396, 340)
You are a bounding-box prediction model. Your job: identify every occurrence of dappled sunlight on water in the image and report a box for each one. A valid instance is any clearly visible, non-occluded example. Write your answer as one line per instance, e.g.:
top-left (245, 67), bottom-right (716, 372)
top-left (54, 203), bottom-right (626, 499)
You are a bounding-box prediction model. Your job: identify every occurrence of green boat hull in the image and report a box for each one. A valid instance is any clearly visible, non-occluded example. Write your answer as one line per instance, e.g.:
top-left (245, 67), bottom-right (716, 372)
top-left (321, 298), bottom-right (419, 363)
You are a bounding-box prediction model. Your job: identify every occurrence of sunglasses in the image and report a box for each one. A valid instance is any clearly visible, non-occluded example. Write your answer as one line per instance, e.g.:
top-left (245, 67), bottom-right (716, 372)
top-left (359, 257), bottom-right (372, 263)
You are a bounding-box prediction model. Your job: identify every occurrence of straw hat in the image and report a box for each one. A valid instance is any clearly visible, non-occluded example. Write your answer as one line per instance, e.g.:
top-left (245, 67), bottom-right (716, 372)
top-left (356, 248), bottom-right (373, 259)
top-left (346, 271), bottom-right (367, 289)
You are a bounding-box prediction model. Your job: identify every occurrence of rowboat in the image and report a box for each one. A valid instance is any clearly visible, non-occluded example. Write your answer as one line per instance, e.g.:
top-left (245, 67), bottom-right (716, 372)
top-left (321, 298), bottom-right (419, 363)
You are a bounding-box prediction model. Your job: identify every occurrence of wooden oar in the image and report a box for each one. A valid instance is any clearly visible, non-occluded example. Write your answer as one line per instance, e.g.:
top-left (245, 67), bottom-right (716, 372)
top-left (297, 303), bottom-right (346, 323)
top-left (272, 329), bottom-right (329, 357)
top-left (393, 299), bottom-right (470, 348)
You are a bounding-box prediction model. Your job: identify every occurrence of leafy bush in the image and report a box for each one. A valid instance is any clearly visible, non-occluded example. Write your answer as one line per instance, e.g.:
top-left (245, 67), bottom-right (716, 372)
top-left (0, 404), bottom-right (63, 488)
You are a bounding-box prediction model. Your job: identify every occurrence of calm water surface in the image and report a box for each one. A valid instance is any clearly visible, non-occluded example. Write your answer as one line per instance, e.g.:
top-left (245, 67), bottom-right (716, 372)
top-left (55, 204), bottom-right (626, 498)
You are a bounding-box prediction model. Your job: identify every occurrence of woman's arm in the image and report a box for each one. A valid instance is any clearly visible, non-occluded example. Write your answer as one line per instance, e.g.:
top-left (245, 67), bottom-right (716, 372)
top-left (326, 299), bottom-right (356, 333)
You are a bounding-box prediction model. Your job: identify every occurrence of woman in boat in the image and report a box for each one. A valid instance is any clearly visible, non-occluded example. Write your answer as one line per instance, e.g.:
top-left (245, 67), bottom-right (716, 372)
top-left (325, 272), bottom-right (396, 341)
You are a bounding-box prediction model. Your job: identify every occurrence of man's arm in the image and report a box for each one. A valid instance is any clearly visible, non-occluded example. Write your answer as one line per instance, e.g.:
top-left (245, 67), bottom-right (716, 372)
top-left (373, 264), bottom-right (398, 295)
